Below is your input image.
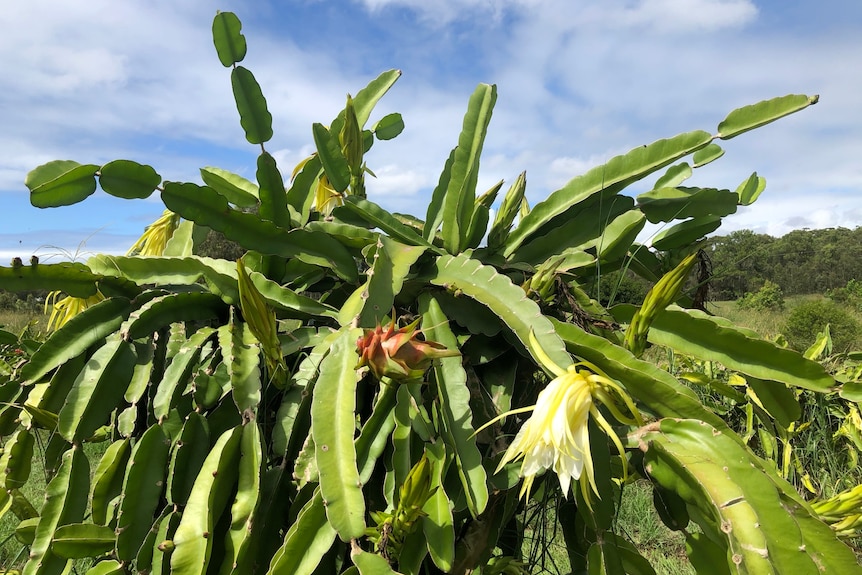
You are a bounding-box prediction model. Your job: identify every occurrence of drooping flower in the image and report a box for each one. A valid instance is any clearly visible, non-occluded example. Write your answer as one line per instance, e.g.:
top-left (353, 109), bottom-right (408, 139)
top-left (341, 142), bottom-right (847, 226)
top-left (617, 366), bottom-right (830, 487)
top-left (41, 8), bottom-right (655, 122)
top-left (312, 174), bottom-right (343, 216)
top-left (126, 209), bottom-right (180, 256)
top-left (356, 317), bottom-right (460, 382)
top-left (292, 154), bottom-right (344, 216)
top-left (493, 333), bottom-right (643, 502)
top-left (45, 289), bottom-right (106, 332)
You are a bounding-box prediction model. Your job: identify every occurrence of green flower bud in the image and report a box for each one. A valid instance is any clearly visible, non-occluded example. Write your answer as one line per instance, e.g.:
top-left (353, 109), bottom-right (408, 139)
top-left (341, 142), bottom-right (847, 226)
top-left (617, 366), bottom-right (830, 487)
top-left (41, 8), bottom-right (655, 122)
top-left (237, 260), bottom-right (287, 387)
top-left (488, 171), bottom-right (526, 250)
top-left (624, 252), bottom-right (697, 357)
top-left (340, 94), bottom-right (364, 175)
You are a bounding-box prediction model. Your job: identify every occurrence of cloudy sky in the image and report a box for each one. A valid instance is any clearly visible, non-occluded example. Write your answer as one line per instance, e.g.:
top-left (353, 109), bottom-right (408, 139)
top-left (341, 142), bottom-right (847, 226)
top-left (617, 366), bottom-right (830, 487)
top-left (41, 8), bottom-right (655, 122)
top-left (1, 0), bottom-right (860, 262)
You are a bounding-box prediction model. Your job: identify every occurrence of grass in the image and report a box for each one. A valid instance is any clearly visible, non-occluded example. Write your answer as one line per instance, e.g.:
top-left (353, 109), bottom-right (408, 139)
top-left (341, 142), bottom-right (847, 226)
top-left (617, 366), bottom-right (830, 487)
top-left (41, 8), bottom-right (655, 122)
top-left (0, 447), bottom-right (47, 570)
top-left (518, 481), bottom-right (695, 574)
top-left (0, 309), bottom-right (45, 336)
top-left (695, 295), bottom-right (862, 546)
top-left (707, 299), bottom-right (789, 340)
top-left (616, 481), bottom-right (695, 575)
top-left (0, 305), bottom-right (107, 573)
top-left (0, 433), bottom-right (109, 572)
top-left (707, 294), bottom-right (862, 351)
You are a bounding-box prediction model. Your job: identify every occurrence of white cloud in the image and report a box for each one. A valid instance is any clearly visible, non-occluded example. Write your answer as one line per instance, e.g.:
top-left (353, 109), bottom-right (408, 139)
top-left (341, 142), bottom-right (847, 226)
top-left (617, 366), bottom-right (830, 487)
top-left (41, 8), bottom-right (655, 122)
top-left (0, 1), bottom-right (364, 162)
top-left (0, 1), bottom-right (229, 159)
top-left (368, 164), bottom-right (428, 196)
top-left (0, 1), bottom-right (406, 191)
top-left (357, 0), bottom-right (511, 24)
top-left (718, 194), bottom-right (862, 238)
top-left (462, 1), bottom-right (861, 233)
top-left (546, 149), bottom-right (633, 190)
top-left (611, 0), bottom-right (758, 32)
top-left (3, 0), bottom-right (861, 254)
top-left (356, 0), bottom-right (757, 30)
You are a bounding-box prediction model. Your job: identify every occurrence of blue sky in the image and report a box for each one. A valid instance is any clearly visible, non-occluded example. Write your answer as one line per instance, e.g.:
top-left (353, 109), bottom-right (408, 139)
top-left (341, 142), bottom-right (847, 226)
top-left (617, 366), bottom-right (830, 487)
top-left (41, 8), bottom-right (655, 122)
top-left (1, 0), bottom-right (861, 262)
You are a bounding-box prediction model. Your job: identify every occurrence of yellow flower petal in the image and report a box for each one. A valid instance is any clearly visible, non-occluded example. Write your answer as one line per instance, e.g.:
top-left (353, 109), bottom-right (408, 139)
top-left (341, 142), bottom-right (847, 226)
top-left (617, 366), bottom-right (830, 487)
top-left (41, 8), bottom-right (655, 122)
top-left (495, 362), bottom-right (641, 503)
top-left (127, 210), bottom-right (180, 256)
top-left (44, 290), bottom-right (106, 332)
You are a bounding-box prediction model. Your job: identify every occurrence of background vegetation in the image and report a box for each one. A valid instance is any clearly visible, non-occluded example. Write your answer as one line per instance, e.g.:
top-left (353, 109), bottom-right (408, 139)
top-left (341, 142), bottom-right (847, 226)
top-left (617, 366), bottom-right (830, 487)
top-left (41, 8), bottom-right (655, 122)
top-left (708, 227), bottom-right (862, 299)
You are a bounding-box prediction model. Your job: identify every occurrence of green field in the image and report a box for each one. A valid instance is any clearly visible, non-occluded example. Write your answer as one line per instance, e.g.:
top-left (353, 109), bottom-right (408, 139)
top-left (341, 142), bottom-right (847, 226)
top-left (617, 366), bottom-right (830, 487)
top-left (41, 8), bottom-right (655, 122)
top-left (709, 294), bottom-right (862, 351)
top-left (0, 306), bottom-right (44, 336)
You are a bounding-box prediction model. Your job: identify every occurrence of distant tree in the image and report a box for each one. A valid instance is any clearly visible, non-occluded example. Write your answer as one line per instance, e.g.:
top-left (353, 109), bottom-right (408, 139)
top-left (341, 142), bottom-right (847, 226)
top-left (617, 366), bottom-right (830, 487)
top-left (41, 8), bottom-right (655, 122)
top-left (708, 226), bottom-right (862, 298)
top-left (707, 230), bottom-right (775, 299)
top-left (589, 270), bottom-right (651, 306)
top-left (196, 229), bottom-right (246, 261)
top-left (0, 289), bottom-right (46, 313)
top-left (808, 228), bottom-right (858, 292)
top-left (827, 279), bottom-right (862, 311)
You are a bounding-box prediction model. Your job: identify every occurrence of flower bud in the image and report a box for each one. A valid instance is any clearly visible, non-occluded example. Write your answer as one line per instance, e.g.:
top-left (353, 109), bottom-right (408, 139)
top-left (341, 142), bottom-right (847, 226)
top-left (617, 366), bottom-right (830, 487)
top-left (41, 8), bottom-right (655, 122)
top-left (237, 260), bottom-right (288, 387)
top-left (340, 94), bottom-right (364, 176)
top-left (488, 171), bottom-right (526, 251)
top-left (624, 252), bottom-right (697, 357)
top-left (398, 453), bottom-right (434, 512)
top-left (356, 318), bottom-right (459, 381)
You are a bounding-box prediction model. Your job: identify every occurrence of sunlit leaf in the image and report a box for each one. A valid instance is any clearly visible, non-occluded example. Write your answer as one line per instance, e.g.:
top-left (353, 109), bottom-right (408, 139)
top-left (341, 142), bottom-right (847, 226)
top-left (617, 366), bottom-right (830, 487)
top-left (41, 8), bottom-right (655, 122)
top-left (200, 166), bottom-right (259, 207)
top-left (735, 172), bottom-right (767, 206)
top-left (442, 83), bottom-right (496, 253)
top-left (637, 187), bottom-right (738, 224)
top-left (691, 143), bottom-right (724, 167)
top-left (162, 182), bottom-right (357, 281)
top-left (638, 418), bottom-right (860, 574)
top-left (717, 94), bottom-right (818, 140)
top-left (654, 162), bottom-right (692, 189)
top-left (212, 11), bottom-right (247, 66)
top-left (650, 216), bottom-right (722, 251)
top-left (27, 161), bottom-right (99, 208)
top-left (612, 304), bottom-right (835, 392)
top-left (312, 123), bottom-right (350, 193)
top-left (373, 112), bottom-right (404, 140)
top-left (98, 160), bottom-right (161, 199)
top-left (506, 130), bottom-right (713, 256)
top-left (231, 66), bottom-right (272, 144)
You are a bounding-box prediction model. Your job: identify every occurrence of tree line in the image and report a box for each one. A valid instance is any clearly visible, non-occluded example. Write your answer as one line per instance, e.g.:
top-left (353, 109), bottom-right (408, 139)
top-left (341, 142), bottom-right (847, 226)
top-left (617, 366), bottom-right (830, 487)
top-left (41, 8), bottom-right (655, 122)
top-left (706, 226), bottom-right (862, 300)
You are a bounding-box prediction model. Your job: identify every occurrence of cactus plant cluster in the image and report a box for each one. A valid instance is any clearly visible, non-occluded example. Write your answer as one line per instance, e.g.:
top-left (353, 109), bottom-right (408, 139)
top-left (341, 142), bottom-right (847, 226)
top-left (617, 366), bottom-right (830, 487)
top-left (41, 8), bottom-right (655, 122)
top-left (0, 10), bottom-right (858, 575)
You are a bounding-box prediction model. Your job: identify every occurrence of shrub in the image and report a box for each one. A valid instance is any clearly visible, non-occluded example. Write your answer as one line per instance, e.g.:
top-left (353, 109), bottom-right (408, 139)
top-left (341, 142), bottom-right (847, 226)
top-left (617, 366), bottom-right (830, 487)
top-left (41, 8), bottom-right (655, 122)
top-left (784, 299), bottom-right (860, 352)
top-left (196, 229), bottom-right (246, 261)
top-left (591, 270), bottom-right (651, 306)
top-left (827, 286), bottom-right (852, 304)
top-left (827, 279), bottom-right (862, 311)
top-left (0, 290), bottom-right (44, 313)
top-left (737, 280), bottom-right (785, 311)
top-left (847, 279), bottom-right (862, 299)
